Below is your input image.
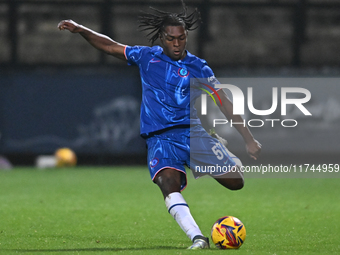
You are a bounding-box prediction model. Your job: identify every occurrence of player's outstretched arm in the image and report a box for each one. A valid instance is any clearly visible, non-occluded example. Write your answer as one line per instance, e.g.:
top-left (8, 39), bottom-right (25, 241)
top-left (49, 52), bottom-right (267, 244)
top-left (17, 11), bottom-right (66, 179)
top-left (57, 19), bottom-right (126, 61)
top-left (214, 89), bottom-right (262, 160)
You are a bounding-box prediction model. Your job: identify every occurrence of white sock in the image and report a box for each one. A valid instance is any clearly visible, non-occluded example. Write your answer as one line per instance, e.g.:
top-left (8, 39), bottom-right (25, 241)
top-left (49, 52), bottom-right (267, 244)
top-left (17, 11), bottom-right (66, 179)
top-left (165, 192), bottom-right (203, 241)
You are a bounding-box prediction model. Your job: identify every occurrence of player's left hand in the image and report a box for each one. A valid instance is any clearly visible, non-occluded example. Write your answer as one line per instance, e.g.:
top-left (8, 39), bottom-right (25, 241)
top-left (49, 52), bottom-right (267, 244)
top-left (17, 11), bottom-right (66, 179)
top-left (246, 139), bottom-right (261, 160)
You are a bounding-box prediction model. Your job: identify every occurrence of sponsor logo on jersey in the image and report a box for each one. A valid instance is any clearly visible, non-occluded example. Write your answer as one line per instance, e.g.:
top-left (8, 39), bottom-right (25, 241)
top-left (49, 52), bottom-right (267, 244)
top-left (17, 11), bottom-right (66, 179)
top-left (208, 75), bottom-right (218, 84)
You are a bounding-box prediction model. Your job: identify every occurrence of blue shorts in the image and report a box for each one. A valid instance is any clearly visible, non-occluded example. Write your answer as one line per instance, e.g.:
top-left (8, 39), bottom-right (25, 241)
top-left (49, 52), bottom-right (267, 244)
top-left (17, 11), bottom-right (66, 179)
top-left (146, 125), bottom-right (240, 191)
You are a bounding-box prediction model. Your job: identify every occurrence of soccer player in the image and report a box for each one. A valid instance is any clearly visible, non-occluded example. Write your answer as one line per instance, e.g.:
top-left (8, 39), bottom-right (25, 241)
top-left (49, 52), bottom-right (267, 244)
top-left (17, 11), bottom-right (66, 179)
top-left (58, 1), bottom-right (261, 249)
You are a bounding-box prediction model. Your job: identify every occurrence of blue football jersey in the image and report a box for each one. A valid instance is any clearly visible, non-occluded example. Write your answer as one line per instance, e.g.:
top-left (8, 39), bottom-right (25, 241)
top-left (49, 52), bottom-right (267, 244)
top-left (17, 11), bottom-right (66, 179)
top-left (125, 45), bottom-right (218, 137)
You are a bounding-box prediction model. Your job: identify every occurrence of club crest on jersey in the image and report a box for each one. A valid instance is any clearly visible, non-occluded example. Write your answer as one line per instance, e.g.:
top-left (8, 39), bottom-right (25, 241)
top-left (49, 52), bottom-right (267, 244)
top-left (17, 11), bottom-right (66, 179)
top-left (178, 68), bottom-right (189, 78)
top-left (150, 157), bottom-right (159, 168)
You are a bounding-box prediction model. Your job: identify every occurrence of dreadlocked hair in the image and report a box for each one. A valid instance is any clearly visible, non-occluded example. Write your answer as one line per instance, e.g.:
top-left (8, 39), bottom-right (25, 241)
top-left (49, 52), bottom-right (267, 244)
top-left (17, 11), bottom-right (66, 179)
top-left (138, 0), bottom-right (201, 45)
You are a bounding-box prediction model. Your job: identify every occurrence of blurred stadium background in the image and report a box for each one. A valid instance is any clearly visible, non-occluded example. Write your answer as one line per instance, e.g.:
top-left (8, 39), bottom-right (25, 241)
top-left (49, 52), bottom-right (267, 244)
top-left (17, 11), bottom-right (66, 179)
top-left (0, 0), bottom-right (339, 167)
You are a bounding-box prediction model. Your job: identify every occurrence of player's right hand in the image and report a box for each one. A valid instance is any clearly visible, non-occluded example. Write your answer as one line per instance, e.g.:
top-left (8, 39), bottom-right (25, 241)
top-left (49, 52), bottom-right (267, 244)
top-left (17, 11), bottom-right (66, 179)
top-left (57, 20), bottom-right (82, 33)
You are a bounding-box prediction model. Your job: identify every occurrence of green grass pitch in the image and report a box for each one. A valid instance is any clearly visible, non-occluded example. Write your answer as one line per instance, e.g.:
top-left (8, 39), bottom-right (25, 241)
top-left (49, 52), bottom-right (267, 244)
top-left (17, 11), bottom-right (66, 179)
top-left (0, 167), bottom-right (339, 254)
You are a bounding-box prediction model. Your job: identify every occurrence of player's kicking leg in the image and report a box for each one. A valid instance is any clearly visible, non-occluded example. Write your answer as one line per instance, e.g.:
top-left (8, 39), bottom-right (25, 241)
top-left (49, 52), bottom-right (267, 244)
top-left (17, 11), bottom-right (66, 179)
top-left (213, 166), bottom-right (244, 190)
top-left (154, 168), bottom-right (210, 249)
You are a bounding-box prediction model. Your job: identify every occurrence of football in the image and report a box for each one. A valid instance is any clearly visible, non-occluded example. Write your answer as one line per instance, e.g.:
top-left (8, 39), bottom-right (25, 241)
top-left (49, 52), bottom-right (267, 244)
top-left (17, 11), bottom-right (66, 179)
top-left (211, 216), bottom-right (246, 249)
top-left (55, 148), bottom-right (77, 167)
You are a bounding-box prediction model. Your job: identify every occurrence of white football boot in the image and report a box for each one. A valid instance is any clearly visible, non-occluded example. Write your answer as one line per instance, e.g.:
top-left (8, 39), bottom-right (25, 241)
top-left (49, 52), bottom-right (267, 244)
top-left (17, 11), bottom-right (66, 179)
top-left (187, 235), bottom-right (210, 250)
